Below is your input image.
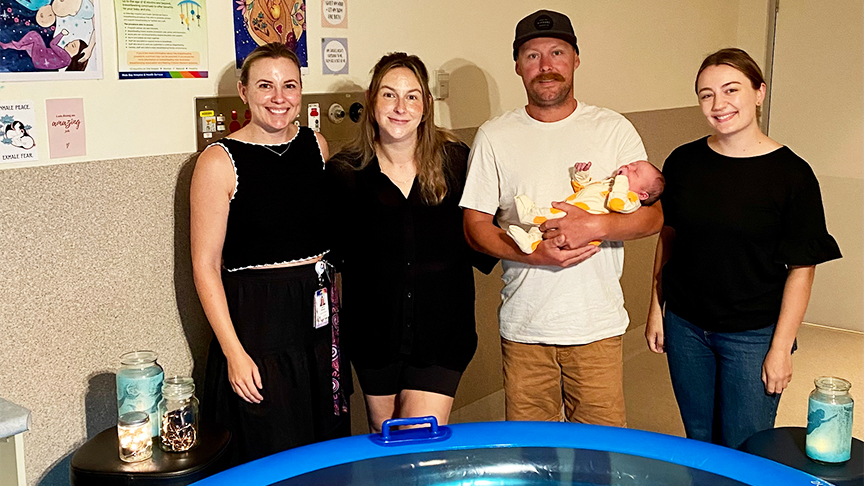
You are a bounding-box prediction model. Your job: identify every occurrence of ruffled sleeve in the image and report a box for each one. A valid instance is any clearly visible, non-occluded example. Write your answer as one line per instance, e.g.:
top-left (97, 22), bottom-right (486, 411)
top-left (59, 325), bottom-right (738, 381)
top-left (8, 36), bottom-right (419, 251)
top-left (775, 161), bottom-right (842, 266)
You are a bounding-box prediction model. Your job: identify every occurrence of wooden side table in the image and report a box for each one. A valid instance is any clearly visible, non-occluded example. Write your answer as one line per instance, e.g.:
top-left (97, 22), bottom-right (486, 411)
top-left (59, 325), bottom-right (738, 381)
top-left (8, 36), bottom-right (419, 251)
top-left (740, 426), bottom-right (863, 486)
top-left (70, 422), bottom-right (230, 486)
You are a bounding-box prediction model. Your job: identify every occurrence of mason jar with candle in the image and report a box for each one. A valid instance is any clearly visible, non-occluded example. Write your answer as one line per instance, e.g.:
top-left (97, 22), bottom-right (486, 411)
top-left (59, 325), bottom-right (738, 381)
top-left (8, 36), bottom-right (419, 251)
top-left (117, 350), bottom-right (164, 437)
top-left (158, 376), bottom-right (199, 452)
top-left (117, 411), bottom-right (152, 462)
top-left (806, 376), bottom-right (854, 463)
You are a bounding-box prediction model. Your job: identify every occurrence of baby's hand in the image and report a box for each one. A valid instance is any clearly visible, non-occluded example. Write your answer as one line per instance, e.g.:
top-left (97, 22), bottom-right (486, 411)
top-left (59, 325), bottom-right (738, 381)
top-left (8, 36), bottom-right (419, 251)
top-left (60, 29), bottom-right (69, 35)
top-left (573, 161), bottom-right (592, 173)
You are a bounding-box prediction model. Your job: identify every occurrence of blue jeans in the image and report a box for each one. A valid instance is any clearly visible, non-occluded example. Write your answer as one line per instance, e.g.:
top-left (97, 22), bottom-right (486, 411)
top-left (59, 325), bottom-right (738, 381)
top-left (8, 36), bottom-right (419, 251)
top-left (664, 310), bottom-right (785, 449)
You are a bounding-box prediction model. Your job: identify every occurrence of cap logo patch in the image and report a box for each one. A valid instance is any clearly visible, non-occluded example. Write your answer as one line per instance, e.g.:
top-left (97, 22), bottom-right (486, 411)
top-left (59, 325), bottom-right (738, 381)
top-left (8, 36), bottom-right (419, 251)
top-left (534, 15), bottom-right (553, 30)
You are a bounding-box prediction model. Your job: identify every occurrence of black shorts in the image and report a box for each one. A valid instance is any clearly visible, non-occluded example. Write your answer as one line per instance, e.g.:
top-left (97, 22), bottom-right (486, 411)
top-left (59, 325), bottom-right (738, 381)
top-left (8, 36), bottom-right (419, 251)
top-left (355, 359), bottom-right (463, 397)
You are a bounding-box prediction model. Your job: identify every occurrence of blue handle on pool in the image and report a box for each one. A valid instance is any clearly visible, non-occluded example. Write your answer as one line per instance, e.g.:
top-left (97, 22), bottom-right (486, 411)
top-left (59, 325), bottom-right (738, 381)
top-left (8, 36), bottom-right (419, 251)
top-left (371, 416), bottom-right (452, 446)
top-left (381, 416), bottom-right (438, 440)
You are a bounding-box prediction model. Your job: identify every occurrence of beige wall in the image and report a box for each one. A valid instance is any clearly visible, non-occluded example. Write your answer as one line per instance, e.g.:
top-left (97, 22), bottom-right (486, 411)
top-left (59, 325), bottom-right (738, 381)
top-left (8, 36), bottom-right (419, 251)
top-left (768, 0), bottom-right (863, 332)
top-left (0, 0), bottom-right (739, 168)
top-left (3, 1), bottom-right (862, 484)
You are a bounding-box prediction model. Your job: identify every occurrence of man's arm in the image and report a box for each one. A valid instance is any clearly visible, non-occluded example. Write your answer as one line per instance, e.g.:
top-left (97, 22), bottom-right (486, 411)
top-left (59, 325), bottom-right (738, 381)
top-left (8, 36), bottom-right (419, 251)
top-left (463, 208), bottom-right (599, 268)
top-left (539, 200), bottom-right (663, 249)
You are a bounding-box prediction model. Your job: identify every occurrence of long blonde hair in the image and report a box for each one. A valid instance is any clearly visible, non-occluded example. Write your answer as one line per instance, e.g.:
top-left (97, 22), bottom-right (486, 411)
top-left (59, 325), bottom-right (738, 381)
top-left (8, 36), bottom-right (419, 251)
top-left (342, 53), bottom-right (458, 205)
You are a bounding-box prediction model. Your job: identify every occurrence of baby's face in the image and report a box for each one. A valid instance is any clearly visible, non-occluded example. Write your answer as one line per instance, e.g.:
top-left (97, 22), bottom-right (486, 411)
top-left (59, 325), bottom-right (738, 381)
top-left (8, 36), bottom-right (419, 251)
top-left (35, 5), bottom-right (55, 27)
top-left (617, 160), bottom-right (657, 193)
top-left (51, 0), bottom-right (82, 17)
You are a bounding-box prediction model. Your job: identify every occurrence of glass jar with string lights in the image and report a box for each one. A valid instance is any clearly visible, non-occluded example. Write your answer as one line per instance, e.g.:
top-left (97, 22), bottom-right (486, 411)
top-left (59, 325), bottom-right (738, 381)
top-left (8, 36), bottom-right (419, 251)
top-left (117, 411), bottom-right (152, 462)
top-left (158, 376), bottom-right (199, 452)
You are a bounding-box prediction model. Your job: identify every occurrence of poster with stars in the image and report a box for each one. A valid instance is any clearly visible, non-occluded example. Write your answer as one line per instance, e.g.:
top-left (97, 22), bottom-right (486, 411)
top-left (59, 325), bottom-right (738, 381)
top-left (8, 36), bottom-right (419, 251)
top-left (0, 0), bottom-right (102, 82)
top-left (233, 0), bottom-right (307, 74)
top-left (0, 100), bottom-right (39, 163)
top-left (114, 0), bottom-right (208, 79)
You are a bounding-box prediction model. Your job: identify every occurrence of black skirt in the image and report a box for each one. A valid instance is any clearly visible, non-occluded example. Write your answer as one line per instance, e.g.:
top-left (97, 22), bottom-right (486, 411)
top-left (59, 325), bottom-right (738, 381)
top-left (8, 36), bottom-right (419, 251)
top-left (201, 264), bottom-right (350, 466)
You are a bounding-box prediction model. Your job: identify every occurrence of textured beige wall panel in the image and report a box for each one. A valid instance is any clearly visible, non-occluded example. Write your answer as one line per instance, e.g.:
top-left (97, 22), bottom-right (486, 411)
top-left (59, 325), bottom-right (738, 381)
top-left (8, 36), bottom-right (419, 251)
top-left (0, 154), bottom-right (212, 485)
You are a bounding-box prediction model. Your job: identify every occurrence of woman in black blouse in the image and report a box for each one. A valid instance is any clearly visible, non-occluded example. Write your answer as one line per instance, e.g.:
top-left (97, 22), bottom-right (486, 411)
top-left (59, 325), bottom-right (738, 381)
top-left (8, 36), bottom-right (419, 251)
top-left (191, 43), bottom-right (349, 465)
top-left (327, 53), bottom-right (494, 432)
top-left (645, 48), bottom-right (841, 448)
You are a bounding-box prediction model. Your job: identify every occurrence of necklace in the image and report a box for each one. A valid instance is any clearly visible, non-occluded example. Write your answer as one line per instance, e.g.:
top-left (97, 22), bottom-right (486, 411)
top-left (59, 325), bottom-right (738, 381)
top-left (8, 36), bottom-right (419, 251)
top-left (261, 142), bottom-right (292, 156)
top-left (382, 169), bottom-right (415, 184)
top-left (379, 158), bottom-right (416, 184)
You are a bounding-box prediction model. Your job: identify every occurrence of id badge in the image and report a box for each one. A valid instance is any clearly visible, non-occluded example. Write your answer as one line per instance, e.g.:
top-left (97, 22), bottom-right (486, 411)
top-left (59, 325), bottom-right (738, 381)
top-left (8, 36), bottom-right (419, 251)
top-left (314, 288), bottom-right (329, 328)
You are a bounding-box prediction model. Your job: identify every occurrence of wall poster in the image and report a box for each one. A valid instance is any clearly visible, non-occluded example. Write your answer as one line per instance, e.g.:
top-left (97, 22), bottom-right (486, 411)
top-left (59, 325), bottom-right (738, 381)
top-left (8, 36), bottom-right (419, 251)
top-left (0, 100), bottom-right (38, 163)
top-left (321, 0), bottom-right (345, 28)
top-left (321, 37), bottom-right (346, 75)
top-left (114, 0), bottom-right (208, 79)
top-left (46, 98), bottom-right (86, 158)
top-left (233, 0), bottom-right (307, 73)
top-left (0, 0), bottom-right (102, 82)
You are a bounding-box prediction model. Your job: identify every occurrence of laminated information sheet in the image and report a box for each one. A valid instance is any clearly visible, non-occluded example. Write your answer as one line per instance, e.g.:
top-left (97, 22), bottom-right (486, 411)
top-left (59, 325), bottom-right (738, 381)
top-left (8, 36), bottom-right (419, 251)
top-left (114, 0), bottom-right (208, 79)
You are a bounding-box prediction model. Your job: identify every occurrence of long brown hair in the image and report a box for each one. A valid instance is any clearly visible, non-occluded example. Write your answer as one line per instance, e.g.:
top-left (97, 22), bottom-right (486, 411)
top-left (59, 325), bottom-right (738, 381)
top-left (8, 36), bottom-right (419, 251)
top-left (696, 48), bottom-right (766, 118)
top-left (239, 42), bottom-right (301, 87)
top-left (66, 40), bottom-right (89, 71)
top-left (343, 52), bottom-right (458, 205)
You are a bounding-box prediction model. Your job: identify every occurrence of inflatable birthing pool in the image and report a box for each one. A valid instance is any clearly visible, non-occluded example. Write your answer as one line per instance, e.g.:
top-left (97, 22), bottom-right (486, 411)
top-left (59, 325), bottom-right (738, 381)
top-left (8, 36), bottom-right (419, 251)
top-left (193, 418), bottom-right (830, 486)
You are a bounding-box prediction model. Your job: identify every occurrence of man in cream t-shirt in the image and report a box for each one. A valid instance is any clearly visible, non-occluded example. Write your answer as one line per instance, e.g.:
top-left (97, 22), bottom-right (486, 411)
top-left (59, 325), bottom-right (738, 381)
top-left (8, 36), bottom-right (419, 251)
top-left (460, 10), bottom-right (662, 426)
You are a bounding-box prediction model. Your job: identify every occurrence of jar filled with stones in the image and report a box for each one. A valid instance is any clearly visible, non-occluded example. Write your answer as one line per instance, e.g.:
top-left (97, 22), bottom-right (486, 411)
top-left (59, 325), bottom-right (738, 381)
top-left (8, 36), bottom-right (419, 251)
top-left (158, 376), bottom-right (199, 452)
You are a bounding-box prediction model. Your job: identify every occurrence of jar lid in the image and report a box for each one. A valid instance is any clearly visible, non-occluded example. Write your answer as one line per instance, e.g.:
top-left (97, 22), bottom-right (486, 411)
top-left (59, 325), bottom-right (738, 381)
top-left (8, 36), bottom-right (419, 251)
top-left (120, 350), bottom-right (158, 366)
top-left (118, 411), bottom-right (150, 426)
top-left (162, 375), bottom-right (195, 399)
top-left (814, 376), bottom-right (852, 393)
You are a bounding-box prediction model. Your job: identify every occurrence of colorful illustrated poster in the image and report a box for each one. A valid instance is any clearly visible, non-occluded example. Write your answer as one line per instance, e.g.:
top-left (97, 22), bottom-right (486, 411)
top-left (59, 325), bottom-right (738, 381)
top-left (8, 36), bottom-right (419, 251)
top-left (46, 98), bottom-right (86, 158)
top-left (321, 0), bottom-right (345, 28)
top-left (115, 0), bottom-right (208, 79)
top-left (0, 0), bottom-right (103, 82)
top-left (233, 0), bottom-right (307, 71)
top-left (0, 100), bottom-right (39, 163)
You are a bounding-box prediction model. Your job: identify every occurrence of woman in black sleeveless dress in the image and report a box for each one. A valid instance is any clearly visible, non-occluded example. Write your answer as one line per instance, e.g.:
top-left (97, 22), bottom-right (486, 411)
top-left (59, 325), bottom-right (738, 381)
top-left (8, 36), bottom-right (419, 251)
top-left (190, 43), bottom-right (350, 466)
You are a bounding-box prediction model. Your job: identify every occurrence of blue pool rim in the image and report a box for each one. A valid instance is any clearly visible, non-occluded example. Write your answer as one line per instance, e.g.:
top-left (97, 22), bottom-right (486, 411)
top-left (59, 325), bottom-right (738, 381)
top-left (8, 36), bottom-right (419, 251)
top-left (192, 421), bottom-right (833, 486)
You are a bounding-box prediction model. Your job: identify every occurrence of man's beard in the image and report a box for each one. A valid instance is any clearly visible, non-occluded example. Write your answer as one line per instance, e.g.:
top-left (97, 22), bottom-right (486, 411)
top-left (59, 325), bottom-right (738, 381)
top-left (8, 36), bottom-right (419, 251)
top-left (527, 73), bottom-right (572, 107)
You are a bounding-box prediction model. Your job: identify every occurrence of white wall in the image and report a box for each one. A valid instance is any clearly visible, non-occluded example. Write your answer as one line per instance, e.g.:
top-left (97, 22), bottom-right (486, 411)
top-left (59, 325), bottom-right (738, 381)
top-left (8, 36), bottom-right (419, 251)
top-left (768, 0), bottom-right (863, 331)
top-left (2, 0), bottom-right (740, 168)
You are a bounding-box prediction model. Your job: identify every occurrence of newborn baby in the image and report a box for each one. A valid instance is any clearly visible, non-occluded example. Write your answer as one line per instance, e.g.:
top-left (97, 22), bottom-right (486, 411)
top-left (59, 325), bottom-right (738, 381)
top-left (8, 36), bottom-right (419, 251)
top-left (508, 160), bottom-right (665, 253)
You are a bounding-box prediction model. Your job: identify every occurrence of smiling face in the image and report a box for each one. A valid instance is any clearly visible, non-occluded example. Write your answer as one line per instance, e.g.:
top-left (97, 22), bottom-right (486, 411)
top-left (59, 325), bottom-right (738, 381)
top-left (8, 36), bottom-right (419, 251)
top-left (696, 64), bottom-right (765, 138)
top-left (238, 56), bottom-right (302, 134)
top-left (373, 67), bottom-right (425, 145)
top-left (51, 0), bottom-right (83, 17)
top-left (515, 37), bottom-right (579, 109)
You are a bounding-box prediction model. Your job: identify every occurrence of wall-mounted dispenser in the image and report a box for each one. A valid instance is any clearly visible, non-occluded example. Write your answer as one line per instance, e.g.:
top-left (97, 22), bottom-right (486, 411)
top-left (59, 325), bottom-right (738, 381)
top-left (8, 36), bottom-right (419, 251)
top-left (194, 92), bottom-right (365, 154)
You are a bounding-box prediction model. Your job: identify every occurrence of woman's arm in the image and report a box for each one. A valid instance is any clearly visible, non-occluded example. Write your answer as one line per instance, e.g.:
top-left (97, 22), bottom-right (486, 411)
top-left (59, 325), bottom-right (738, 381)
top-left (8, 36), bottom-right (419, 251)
top-left (645, 226), bottom-right (675, 353)
top-left (190, 145), bottom-right (263, 404)
top-left (762, 265), bottom-right (815, 394)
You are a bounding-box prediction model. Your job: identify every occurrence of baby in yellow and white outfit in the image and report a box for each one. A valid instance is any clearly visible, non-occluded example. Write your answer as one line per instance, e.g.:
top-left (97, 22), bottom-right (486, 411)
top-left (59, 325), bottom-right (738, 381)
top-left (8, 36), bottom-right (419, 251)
top-left (508, 160), bottom-right (664, 253)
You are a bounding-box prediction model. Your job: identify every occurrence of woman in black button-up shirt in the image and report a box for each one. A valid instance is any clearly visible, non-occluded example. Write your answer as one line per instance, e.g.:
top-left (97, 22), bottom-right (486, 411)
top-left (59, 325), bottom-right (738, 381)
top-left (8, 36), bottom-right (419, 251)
top-left (327, 53), bottom-right (495, 433)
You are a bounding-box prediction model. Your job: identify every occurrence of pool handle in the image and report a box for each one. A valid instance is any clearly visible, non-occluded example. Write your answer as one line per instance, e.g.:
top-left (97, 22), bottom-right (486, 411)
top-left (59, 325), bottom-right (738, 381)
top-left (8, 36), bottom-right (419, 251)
top-left (380, 416), bottom-right (438, 440)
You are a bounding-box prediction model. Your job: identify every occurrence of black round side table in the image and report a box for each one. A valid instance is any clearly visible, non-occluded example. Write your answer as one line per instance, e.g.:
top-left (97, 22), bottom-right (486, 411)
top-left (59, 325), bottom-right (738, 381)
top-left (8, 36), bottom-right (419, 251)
top-left (70, 422), bottom-right (231, 486)
top-left (740, 426), bottom-right (863, 486)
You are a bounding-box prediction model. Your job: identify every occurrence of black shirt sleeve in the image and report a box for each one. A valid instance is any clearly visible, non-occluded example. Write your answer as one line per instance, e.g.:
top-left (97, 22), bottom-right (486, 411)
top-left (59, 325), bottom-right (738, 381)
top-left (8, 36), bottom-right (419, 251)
top-left (323, 154), bottom-right (359, 272)
top-left (445, 142), bottom-right (499, 275)
top-left (775, 157), bottom-right (842, 266)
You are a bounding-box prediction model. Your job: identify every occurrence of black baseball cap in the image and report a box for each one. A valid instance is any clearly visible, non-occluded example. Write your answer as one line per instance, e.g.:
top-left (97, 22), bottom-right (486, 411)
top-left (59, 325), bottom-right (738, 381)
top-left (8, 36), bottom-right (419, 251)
top-left (513, 10), bottom-right (579, 60)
